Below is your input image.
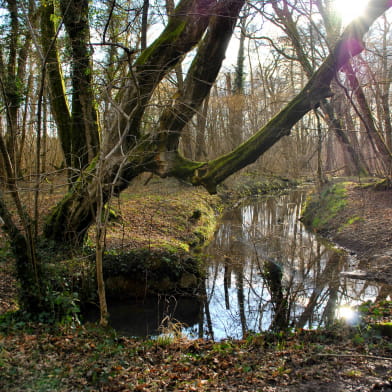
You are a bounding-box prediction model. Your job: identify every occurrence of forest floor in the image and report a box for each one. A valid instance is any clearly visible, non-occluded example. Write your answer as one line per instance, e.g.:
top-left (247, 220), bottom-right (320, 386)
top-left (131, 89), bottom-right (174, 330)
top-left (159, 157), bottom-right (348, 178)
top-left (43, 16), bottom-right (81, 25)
top-left (0, 175), bottom-right (391, 391)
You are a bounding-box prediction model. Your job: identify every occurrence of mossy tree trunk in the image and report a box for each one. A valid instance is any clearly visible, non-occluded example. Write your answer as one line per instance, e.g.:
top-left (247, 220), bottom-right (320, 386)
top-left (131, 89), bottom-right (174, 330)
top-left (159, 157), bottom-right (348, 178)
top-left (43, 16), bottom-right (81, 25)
top-left (60, 0), bottom-right (100, 172)
top-left (41, 0), bottom-right (100, 178)
top-left (43, 0), bottom-right (392, 244)
top-left (44, 0), bottom-right (230, 242)
top-left (168, 0), bottom-right (391, 191)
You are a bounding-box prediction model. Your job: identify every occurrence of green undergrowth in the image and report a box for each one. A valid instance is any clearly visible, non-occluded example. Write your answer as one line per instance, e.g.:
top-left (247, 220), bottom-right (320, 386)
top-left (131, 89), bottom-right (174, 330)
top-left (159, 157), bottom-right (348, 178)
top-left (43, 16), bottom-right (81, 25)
top-left (301, 182), bottom-right (351, 233)
top-left (358, 300), bottom-right (392, 338)
top-left (219, 171), bottom-right (298, 203)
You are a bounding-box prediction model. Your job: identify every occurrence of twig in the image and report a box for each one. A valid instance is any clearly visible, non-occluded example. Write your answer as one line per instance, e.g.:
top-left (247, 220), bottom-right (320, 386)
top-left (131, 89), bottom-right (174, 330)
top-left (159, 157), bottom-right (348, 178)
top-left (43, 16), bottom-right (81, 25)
top-left (316, 353), bottom-right (392, 361)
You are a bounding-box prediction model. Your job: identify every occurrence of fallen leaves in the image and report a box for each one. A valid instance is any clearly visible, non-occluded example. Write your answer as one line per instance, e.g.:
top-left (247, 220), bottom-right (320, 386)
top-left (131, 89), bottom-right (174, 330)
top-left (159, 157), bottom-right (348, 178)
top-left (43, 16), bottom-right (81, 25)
top-left (1, 324), bottom-right (391, 392)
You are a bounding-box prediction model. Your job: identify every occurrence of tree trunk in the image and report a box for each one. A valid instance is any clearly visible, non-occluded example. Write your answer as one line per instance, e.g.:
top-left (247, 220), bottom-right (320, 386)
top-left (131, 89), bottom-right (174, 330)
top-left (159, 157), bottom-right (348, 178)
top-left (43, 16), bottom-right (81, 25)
top-left (141, 0), bottom-right (150, 51)
top-left (44, 0), bottom-right (220, 242)
top-left (343, 61), bottom-right (392, 175)
top-left (43, 0), bottom-right (392, 243)
top-left (60, 0), bottom-right (100, 173)
top-left (40, 0), bottom-right (72, 168)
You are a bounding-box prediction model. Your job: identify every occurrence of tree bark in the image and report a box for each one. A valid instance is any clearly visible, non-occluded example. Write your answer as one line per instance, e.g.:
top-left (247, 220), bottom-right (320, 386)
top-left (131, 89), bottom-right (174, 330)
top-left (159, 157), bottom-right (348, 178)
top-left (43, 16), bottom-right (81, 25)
top-left (168, 0), bottom-right (391, 191)
top-left (40, 0), bottom-right (72, 168)
top-left (43, 0), bottom-right (392, 243)
top-left (60, 0), bottom-right (100, 172)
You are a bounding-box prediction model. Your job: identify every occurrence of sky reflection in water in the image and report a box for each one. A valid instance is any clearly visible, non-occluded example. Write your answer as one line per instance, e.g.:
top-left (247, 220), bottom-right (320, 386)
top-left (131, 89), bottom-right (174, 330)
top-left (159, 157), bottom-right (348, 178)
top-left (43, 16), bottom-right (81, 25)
top-left (99, 189), bottom-right (382, 339)
top-left (190, 188), bottom-right (380, 340)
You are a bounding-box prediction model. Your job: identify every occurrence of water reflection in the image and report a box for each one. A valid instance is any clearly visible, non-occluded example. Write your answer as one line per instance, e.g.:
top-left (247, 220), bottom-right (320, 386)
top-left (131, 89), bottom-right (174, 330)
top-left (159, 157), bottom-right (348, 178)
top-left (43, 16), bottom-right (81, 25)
top-left (192, 189), bottom-right (381, 340)
top-left (85, 296), bottom-right (201, 337)
top-left (95, 189), bottom-right (385, 339)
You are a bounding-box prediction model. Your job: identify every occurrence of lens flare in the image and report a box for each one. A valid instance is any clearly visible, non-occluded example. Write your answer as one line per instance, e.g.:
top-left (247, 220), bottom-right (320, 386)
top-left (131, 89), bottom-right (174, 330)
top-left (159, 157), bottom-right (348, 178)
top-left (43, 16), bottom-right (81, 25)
top-left (333, 0), bottom-right (370, 25)
top-left (337, 306), bottom-right (359, 324)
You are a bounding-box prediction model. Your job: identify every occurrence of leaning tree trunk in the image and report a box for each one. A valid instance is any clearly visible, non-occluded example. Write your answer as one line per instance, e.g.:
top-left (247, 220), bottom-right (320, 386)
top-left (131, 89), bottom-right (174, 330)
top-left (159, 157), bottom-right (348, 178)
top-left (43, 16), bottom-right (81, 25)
top-left (44, 0), bottom-right (392, 243)
top-left (44, 0), bottom-right (221, 242)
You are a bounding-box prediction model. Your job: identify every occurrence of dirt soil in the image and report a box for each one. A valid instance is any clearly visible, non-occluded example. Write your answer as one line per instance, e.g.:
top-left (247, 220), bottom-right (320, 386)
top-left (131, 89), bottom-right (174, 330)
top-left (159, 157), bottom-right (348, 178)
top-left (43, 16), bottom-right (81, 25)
top-left (325, 182), bottom-right (392, 285)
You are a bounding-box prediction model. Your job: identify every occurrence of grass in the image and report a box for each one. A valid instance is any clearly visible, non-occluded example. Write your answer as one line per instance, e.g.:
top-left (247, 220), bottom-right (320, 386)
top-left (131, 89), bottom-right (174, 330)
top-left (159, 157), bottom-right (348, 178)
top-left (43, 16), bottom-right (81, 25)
top-left (301, 182), bottom-right (349, 232)
top-left (90, 178), bottom-right (220, 254)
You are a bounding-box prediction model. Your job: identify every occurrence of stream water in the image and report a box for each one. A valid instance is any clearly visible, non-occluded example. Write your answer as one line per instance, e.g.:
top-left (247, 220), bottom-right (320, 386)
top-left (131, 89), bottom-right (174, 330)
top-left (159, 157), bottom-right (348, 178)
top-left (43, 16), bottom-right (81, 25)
top-left (97, 188), bottom-right (384, 339)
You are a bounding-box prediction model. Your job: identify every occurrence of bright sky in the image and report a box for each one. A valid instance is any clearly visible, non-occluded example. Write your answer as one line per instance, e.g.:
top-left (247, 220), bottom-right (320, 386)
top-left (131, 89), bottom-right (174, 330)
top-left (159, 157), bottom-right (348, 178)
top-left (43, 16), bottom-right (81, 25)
top-left (145, 0), bottom-right (374, 73)
top-left (333, 0), bottom-right (371, 25)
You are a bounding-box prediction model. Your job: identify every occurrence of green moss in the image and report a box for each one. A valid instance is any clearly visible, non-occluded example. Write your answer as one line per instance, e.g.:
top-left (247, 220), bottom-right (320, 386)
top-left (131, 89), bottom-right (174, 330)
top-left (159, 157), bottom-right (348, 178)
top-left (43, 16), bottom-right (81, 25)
top-left (338, 216), bottom-right (363, 232)
top-left (301, 182), bottom-right (350, 232)
top-left (372, 322), bottom-right (392, 337)
top-left (361, 178), bottom-right (392, 191)
top-left (136, 19), bottom-right (187, 66)
top-left (168, 153), bottom-right (206, 183)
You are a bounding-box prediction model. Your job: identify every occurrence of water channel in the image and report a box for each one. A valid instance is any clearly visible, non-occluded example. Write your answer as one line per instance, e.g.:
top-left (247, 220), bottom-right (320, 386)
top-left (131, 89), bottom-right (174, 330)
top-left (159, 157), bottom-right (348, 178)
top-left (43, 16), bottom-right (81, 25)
top-left (98, 188), bottom-right (383, 339)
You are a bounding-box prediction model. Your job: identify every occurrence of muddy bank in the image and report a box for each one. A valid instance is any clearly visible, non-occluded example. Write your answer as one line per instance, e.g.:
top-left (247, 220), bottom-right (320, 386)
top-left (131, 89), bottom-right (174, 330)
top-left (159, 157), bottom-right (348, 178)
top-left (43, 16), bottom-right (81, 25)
top-left (302, 179), bottom-right (392, 285)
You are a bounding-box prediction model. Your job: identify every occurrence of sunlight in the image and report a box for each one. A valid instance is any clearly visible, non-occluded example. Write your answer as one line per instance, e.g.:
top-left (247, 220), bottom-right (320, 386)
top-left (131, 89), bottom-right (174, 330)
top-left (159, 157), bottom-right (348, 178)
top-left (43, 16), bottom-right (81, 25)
top-left (333, 0), bottom-right (370, 25)
top-left (337, 306), bottom-right (359, 324)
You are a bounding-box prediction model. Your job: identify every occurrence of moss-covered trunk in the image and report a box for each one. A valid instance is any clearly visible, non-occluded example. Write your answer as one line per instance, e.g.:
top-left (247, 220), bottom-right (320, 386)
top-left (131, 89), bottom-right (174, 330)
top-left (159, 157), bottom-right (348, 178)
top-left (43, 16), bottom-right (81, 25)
top-left (40, 0), bottom-right (72, 168)
top-left (60, 0), bottom-right (100, 171)
top-left (168, 0), bottom-right (391, 192)
top-left (44, 0), bottom-right (216, 242)
top-left (43, 0), bottom-right (392, 244)
top-left (41, 0), bottom-right (100, 176)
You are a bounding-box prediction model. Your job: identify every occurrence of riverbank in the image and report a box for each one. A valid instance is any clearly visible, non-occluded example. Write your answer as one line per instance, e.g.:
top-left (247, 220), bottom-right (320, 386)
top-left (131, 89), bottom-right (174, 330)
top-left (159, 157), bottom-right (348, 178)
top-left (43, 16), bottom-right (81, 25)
top-left (302, 178), bottom-right (392, 285)
top-left (0, 172), bottom-right (294, 311)
top-left (1, 175), bottom-right (391, 391)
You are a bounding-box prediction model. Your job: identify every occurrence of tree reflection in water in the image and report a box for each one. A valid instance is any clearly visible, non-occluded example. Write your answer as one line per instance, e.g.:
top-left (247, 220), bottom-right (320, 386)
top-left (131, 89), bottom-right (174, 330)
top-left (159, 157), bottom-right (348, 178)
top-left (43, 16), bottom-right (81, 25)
top-left (191, 189), bottom-right (381, 340)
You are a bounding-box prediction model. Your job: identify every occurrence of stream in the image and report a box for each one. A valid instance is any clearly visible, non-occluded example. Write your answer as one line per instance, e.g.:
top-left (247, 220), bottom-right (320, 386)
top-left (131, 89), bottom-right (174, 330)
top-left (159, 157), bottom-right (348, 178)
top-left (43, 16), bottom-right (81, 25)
top-left (94, 188), bottom-right (384, 339)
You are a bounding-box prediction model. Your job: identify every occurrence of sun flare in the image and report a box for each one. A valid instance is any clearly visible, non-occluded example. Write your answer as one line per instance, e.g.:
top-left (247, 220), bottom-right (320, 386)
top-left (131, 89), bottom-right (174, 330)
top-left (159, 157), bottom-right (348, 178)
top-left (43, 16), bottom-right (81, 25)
top-left (333, 0), bottom-right (370, 25)
top-left (337, 306), bottom-right (359, 324)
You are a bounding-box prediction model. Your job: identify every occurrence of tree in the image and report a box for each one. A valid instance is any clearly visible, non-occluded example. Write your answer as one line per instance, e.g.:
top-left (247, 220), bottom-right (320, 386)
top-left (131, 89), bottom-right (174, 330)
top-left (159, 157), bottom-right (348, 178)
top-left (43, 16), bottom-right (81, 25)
top-left (1, 0), bottom-right (392, 313)
top-left (46, 0), bottom-right (391, 240)
top-left (41, 0), bottom-right (100, 180)
top-left (0, 0), bottom-right (36, 178)
top-left (264, 0), bottom-right (370, 176)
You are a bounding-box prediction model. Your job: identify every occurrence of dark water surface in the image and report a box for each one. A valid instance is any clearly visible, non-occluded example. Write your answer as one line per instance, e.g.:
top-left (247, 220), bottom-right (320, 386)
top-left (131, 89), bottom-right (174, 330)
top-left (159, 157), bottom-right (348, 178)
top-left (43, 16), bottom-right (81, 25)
top-left (96, 188), bottom-right (384, 339)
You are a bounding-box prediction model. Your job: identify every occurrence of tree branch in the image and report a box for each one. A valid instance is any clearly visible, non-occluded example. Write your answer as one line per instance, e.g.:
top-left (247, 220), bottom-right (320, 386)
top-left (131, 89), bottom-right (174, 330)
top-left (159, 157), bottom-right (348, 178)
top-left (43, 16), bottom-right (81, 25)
top-left (154, 0), bottom-right (245, 173)
top-left (169, 0), bottom-right (392, 192)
